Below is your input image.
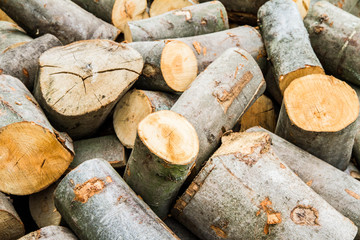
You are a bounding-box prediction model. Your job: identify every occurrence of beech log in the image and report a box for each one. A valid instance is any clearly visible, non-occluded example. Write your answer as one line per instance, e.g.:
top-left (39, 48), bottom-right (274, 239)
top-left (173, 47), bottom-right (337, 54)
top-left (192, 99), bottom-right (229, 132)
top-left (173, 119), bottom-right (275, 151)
top-left (149, 0), bottom-right (198, 17)
top-left (18, 226), bottom-right (77, 240)
top-left (164, 218), bottom-right (200, 240)
top-left (311, 0), bottom-right (360, 18)
top-left (345, 162), bottom-right (360, 181)
top-left (0, 21), bottom-right (32, 54)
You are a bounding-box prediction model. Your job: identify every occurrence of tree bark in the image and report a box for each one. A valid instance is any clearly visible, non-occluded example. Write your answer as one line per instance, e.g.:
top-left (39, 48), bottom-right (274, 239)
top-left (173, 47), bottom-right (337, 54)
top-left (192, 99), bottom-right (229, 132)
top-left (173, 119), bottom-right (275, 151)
top-left (33, 39), bottom-right (143, 139)
top-left (0, 74), bottom-right (74, 195)
top-left (247, 126), bottom-right (360, 239)
top-left (70, 135), bottom-right (126, 169)
top-left (149, 0), bottom-right (197, 17)
top-left (0, 34), bottom-right (62, 91)
top-left (353, 128), bottom-right (360, 168)
top-left (124, 1), bottom-right (229, 42)
top-left (113, 89), bottom-right (178, 148)
top-left (124, 110), bottom-right (199, 219)
top-left (128, 40), bottom-right (198, 93)
top-left (172, 132), bottom-right (358, 240)
top-left (164, 218), bottom-right (200, 240)
top-left (304, 1), bottom-right (360, 86)
top-left (171, 48), bottom-right (265, 176)
top-left (345, 162), bottom-right (360, 181)
top-left (311, 0), bottom-right (360, 18)
top-left (54, 158), bottom-right (180, 240)
top-left (275, 74), bottom-right (359, 170)
top-left (264, 64), bottom-right (283, 104)
top-left (18, 226), bottom-right (77, 240)
top-left (258, 0), bottom-right (324, 95)
top-left (0, 21), bottom-right (32, 54)
top-left (0, 0), bottom-right (120, 45)
top-left (0, 192), bottom-right (25, 240)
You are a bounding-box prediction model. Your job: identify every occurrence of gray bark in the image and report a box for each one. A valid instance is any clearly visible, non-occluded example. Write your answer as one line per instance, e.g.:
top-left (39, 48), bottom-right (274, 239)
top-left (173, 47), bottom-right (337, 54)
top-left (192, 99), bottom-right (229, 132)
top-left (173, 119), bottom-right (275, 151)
top-left (164, 218), bottom-right (200, 240)
top-left (310, 0), bottom-right (360, 18)
top-left (0, 21), bottom-right (32, 53)
top-left (18, 226), bottom-right (77, 240)
top-left (264, 64), bottom-right (283, 104)
top-left (345, 162), bottom-right (360, 181)
top-left (54, 158), bottom-right (179, 240)
top-left (71, 0), bottom-right (115, 23)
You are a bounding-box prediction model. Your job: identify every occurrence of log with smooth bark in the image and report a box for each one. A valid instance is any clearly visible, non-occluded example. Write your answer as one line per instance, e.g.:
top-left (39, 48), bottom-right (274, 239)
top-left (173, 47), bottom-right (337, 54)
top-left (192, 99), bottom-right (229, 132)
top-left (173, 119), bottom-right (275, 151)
top-left (34, 40), bottom-right (143, 139)
top-left (264, 64), bottom-right (282, 104)
top-left (247, 126), bottom-right (360, 239)
top-left (0, 0), bottom-right (120, 45)
top-left (0, 192), bottom-right (25, 240)
top-left (304, 1), bottom-right (360, 86)
top-left (55, 158), bottom-right (180, 240)
top-left (124, 1), bottom-right (229, 42)
top-left (0, 34), bottom-right (62, 90)
top-left (18, 226), bottom-right (77, 240)
top-left (0, 21), bottom-right (32, 54)
top-left (113, 89), bottom-right (178, 148)
top-left (172, 132), bottom-right (358, 240)
top-left (275, 74), bottom-right (359, 170)
top-left (0, 74), bottom-right (74, 195)
top-left (128, 40), bottom-right (198, 93)
top-left (345, 162), bottom-right (360, 181)
top-left (311, 0), bottom-right (360, 18)
top-left (171, 48), bottom-right (265, 175)
top-left (258, 0), bottom-right (324, 95)
top-left (164, 218), bottom-right (200, 240)
top-left (124, 110), bottom-right (199, 218)
top-left (149, 0), bottom-right (198, 17)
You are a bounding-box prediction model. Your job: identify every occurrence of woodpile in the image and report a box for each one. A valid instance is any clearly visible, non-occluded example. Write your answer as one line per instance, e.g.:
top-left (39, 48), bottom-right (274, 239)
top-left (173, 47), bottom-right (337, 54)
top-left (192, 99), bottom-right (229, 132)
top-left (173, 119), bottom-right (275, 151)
top-left (1, 0), bottom-right (360, 239)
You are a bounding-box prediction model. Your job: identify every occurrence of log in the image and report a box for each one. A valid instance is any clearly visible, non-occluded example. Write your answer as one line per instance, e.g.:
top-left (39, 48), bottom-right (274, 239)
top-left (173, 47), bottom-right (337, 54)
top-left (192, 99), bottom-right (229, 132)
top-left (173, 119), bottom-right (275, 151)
top-left (0, 9), bottom-right (14, 23)
top-left (149, 0), bottom-right (197, 17)
top-left (164, 218), bottom-right (200, 240)
top-left (275, 74), bottom-right (359, 170)
top-left (172, 132), bottom-right (358, 239)
top-left (70, 135), bottom-right (126, 169)
top-left (264, 64), bottom-right (283, 104)
top-left (345, 162), bottom-right (360, 181)
top-left (0, 0), bottom-right (120, 45)
top-left (0, 21), bottom-right (32, 54)
top-left (171, 48), bottom-right (265, 175)
top-left (54, 158), bottom-right (180, 240)
top-left (258, 0), bottom-right (324, 95)
top-left (113, 89), bottom-right (178, 148)
top-left (33, 39), bottom-right (143, 139)
top-left (124, 1), bottom-right (229, 42)
top-left (18, 226), bottom-right (77, 240)
top-left (128, 40), bottom-right (198, 93)
top-left (311, 0), bottom-right (360, 18)
top-left (353, 129), bottom-right (360, 168)
top-left (0, 34), bottom-right (62, 91)
top-left (0, 192), bottom-right (25, 240)
top-left (247, 126), bottom-right (360, 239)
top-left (124, 110), bottom-right (199, 218)
top-left (0, 74), bottom-right (74, 195)
top-left (304, 1), bottom-right (360, 86)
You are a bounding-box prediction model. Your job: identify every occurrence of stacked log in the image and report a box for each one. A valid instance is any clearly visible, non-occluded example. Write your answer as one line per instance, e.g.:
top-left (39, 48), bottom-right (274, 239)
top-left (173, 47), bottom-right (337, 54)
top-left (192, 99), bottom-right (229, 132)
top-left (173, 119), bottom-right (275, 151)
top-left (311, 0), bottom-right (360, 18)
top-left (0, 192), bottom-right (25, 239)
top-left (18, 226), bottom-right (77, 240)
top-left (149, 0), bottom-right (197, 17)
top-left (0, 21), bottom-right (32, 54)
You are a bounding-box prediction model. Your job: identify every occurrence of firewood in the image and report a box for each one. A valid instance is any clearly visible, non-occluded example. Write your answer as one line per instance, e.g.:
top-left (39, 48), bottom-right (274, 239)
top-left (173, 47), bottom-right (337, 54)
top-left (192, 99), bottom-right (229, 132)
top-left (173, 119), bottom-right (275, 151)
top-left (353, 129), bottom-right (360, 168)
top-left (33, 39), bottom-right (143, 139)
top-left (18, 226), bottom-right (77, 240)
top-left (258, 0), bottom-right (324, 95)
top-left (171, 48), bottom-right (265, 175)
top-left (164, 218), bottom-right (200, 240)
top-left (0, 9), bottom-right (14, 23)
top-left (0, 21), bottom-right (32, 54)
top-left (70, 135), bottom-right (126, 169)
top-left (345, 162), bottom-right (360, 181)
top-left (0, 74), bottom-right (74, 195)
top-left (113, 89), bottom-right (178, 148)
top-left (0, 0), bottom-right (120, 45)
top-left (172, 132), bottom-right (358, 239)
top-left (128, 40), bottom-right (198, 93)
top-left (311, 0), bottom-right (360, 17)
top-left (149, 0), bottom-right (198, 17)
top-left (55, 158), bottom-right (180, 239)
top-left (124, 110), bottom-right (199, 218)
top-left (0, 34), bottom-right (62, 90)
top-left (275, 74), bottom-right (359, 170)
top-left (264, 64), bottom-right (282, 104)
top-left (304, 1), bottom-right (360, 86)
top-left (124, 1), bottom-right (229, 42)
top-left (0, 192), bottom-right (25, 240)
top-left (247, 126), bottom-right (360, 239)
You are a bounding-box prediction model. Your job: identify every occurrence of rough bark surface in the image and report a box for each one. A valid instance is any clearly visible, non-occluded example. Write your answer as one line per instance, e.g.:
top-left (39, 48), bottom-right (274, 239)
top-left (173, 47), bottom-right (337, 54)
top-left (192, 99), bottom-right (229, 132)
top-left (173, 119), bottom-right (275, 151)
top-left (0, 21), bottom-right (32, 54)
top-left (18, 226), bottom-right (77, 240)
top-left (55, 158), bottom-right (180, 240)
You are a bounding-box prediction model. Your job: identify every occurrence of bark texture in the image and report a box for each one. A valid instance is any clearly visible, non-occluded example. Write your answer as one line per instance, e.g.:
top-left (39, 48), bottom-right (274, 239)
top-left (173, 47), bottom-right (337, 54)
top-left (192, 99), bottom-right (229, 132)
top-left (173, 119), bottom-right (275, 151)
top-left (71, 0), bottom-right (116, 23)
top-left (55, 158), bottom-right (180, 240)
top-left (0, 21), bottom-right (32, 53)
top-left (311, 0), bottom-right (360, 18)
top-left (164, 218), bottom-right (200, 240)
top-left (345, 162), bottom-right (360, 181)
top-left (18, 226), bottom-right (77, 240)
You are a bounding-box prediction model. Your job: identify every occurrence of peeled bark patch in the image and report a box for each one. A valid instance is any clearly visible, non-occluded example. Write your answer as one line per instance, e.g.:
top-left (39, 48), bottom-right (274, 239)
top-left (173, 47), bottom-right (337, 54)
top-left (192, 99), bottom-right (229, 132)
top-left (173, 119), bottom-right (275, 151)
top-left (73, 177), bottom-right (105, 203)
top-left (291, 206), bottom-right (319, 226)
top-left (345, 189), bottom-right (360, 200)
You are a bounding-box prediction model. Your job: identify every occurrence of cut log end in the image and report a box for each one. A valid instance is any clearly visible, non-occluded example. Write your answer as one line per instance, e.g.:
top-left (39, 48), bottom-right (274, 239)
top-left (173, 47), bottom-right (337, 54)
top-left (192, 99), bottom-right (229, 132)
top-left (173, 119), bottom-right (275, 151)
top-left (0, 122), bottom-right (73, 195)
top-left (138, 110), bottom-right (199, 165)
top-left (112, 0), bottom-right (148, 32)
top-left (149, 0), bottom-right (197, 17)
top-left (0, 211), bottom-right (25, 239)
top-left (284, 74), bottom-right (359, 132)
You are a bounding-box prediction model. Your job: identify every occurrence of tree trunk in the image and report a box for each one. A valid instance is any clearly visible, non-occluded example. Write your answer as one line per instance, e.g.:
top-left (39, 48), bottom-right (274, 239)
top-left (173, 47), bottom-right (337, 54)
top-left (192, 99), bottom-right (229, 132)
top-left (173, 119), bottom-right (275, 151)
top-left (275, 74), bottom-right (359, 170)
top-left (18, 226), bottom-right (77, 240)
top-left (124, 1), bottom-right (229, 42)
top-left (33, 39), bottom-right (143, 139)
top-left (171, 48), bottom-right (265, 176)
top-left (0, 192), bottom-right (25, 240)
top-left (164, 218), bottom-right (200, 240)
top-left (247, 126), bottom-right (360, 239)
top-left (311, 0), bottom-right (360, 18)
top-left (0, 74), bottom-right (74, 195)
top-left (55, 158), bottom-right (180, 240)
top-left (128, 40), bottom-right (198, 93)
top-left (0, 0), bottom-right (120, 45)
top-left (172, 132), bottom-right (358, 240)
top-left (0, 21), bottom-right (32, 54)
top-left (258, 0), bottom-right (324, 95)
top-left (304, 1), bottom-right (360, 86)
top-left (70, 135), bottom-right (126, 169)
top-left (149, 0), bottom-right (197, 17)
top-left (124, 110), bottom-right (199, 219)
top-left (113, 89), bottom-right (178, 148)
top-left (0, 34), bottom-right (62, 91)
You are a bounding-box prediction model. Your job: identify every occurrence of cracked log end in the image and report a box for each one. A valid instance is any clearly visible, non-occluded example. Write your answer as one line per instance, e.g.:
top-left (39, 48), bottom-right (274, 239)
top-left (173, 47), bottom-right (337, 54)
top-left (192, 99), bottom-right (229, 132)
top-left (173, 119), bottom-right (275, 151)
top-left (112, 0), bottom-right (149, 32)
top-left (284, 74), bottom-right (359, 132)
top-left (0, 122), bottom-right (73, 195)
top-left (138, 110), bottom-right (199, 165)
